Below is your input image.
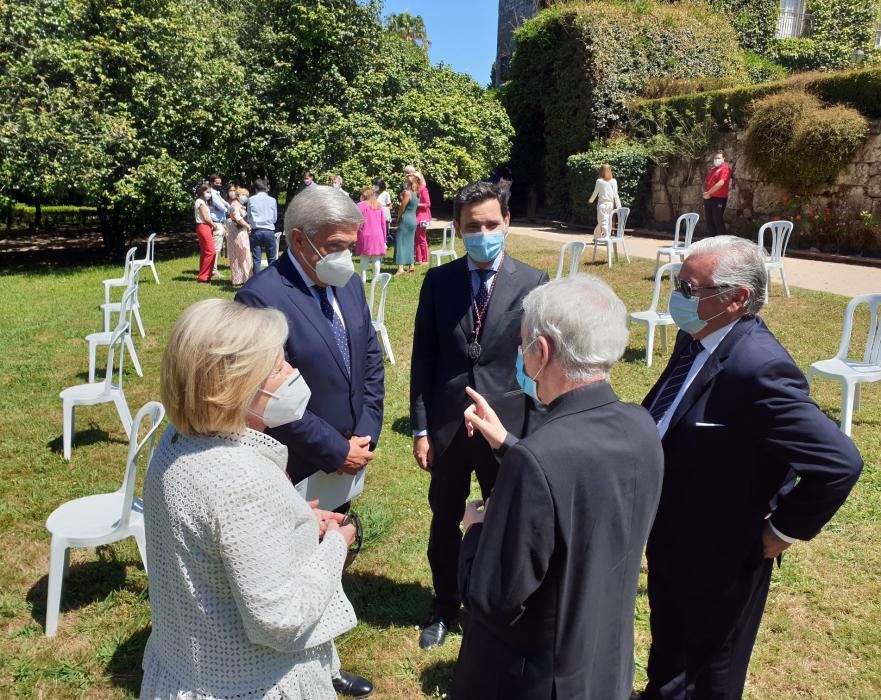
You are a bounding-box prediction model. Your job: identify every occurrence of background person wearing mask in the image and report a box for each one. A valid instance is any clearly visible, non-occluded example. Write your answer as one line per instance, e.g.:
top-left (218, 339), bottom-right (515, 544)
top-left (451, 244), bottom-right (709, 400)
top-left (141, 298), bottom-right (359, 700)
top-left (703, 151), bottom-right (731, 236)
top-left (246, 178), bottom-right (279, 273)
top-left (394, 175), bottom-right (419, 276)
top-left (455, 274), bottom-right (664, 700)
top-left (208, 174), bottom-right (229, 278)
top-left (410, 180), bottom-right (548, 650)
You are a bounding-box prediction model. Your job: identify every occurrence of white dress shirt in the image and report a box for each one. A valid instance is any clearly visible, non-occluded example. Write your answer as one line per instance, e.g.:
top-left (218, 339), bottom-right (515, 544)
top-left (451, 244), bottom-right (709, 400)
top-left (287, 249), bottom-right (346, 329)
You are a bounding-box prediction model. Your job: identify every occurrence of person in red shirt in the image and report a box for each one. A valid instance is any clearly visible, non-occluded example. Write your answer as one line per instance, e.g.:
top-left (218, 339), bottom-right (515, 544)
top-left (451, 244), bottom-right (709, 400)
top-left (703, 151), bottom-right (732, 236)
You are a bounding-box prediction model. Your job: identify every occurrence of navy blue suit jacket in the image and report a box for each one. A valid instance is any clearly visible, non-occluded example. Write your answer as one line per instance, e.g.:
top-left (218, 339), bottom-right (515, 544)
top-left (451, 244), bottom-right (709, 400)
top-left (643, 315), bottom-right (862, 638)
top-left (235, 254), bottom-right (385, 484)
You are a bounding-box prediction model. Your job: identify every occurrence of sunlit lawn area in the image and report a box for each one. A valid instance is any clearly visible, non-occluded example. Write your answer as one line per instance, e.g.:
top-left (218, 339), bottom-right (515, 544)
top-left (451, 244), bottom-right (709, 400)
top-left (0, 230), bottom-right (878, 698)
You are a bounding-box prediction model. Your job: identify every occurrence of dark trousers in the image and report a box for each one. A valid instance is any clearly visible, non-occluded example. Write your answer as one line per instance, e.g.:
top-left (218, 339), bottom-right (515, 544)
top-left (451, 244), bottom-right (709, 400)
top-left (644, 558), bottom-right (773, 700)
top-left (704, 197), bottom-right (728, 236)
top-left (427, 426), bottom-right (498, 621)
top-left (250, 228), bottom-right (277, 272)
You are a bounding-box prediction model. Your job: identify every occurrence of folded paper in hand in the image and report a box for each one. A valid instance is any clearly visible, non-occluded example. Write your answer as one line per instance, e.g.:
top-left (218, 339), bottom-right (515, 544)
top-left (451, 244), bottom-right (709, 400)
top-left (294, 470), bottom-right (365, 511)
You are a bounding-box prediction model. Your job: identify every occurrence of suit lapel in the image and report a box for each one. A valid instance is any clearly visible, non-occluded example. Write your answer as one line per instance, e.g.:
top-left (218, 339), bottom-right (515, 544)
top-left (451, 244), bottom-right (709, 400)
top-left (479, 254), bottom-right (518, 341)
top-left (279, 255), bottom-right (351, 381)
top-left (451, 258), bottom-right (475, 340)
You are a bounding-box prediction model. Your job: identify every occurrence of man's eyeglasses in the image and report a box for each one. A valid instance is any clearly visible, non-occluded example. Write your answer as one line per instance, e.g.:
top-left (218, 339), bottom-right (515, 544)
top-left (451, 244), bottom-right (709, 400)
top-left (674, 276), bottom-right (732, 300)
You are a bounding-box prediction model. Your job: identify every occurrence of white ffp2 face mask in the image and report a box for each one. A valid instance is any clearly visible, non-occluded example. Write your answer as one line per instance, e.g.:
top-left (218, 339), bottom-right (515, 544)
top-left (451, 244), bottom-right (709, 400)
top-left (249, 369), bottom-right (312, 428)
top-left (306, 237), bottom-right (355, 287)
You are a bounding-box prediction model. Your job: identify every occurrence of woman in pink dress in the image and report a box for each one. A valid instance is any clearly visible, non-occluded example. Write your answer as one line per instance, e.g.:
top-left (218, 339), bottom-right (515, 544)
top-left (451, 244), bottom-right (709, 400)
top-left (414, 172), bottom-right (431, 265)
top-left (226, 187), bottom-right (253, 286)
top-left (357, 187), bottom-right (387, 284)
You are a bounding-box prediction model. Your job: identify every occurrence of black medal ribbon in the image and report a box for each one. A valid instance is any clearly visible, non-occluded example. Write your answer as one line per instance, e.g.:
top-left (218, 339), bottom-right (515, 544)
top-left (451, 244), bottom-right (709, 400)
top-left (467, 254), bottom-right (503, 362)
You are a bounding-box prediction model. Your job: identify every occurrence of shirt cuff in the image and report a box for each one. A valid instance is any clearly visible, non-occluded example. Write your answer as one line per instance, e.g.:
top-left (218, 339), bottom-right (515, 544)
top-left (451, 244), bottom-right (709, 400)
top-left (494, 432), bottom-right (519, 457)
top-left (412, 429), bottom-right (428, 438)
top-left (768, 520), bottom-right (798, 544)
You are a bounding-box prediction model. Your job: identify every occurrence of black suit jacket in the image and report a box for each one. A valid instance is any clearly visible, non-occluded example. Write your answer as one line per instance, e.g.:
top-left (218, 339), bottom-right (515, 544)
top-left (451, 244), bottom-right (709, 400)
top-left (410, 254), bottom-right (548, 458)
top-left (455, 383), bottom-right (664, 700)
top-left (644, 316), bottom-right (862, 638)
top-left (235, 254), bottom-right (385, 483)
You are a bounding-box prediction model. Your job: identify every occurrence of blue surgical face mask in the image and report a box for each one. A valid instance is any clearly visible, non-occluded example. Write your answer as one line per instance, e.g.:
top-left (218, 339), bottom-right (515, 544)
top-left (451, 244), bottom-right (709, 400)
top-left (462, 230), bottom-right (506, 264)
top-left (515, 339), bottom-right (544, 404)
top-left (668, 290), bottom-right (728, 336)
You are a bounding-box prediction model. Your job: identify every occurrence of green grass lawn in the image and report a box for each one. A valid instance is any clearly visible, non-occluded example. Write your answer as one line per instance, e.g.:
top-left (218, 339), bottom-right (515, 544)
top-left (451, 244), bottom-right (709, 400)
top-left (0, 231), bottom-right (878, 698)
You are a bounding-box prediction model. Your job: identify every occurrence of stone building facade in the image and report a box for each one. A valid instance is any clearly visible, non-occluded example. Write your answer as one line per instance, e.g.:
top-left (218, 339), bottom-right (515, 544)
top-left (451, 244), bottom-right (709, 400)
top-left (496, 0), bottom-right (538, 85)
top-left (648, 119), bottom-right (881, 236)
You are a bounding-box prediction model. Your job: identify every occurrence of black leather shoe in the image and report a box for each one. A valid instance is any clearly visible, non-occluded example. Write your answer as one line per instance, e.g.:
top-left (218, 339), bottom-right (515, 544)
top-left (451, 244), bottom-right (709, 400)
top-left (419, 615), bottom-right (450, 649)
top-left (332, 670), bottom-right (374, 698)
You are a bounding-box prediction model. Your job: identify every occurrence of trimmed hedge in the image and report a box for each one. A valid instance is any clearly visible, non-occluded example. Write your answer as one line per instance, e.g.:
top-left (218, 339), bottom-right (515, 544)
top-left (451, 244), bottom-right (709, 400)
top-left (632, 66), bottom-right (881, 132)
top-left (744, 91), bottom-right (821, 177)
top-left (709, 0), bottom-right (779, 54)
top-left (505, 0), bottom-right (746, 215)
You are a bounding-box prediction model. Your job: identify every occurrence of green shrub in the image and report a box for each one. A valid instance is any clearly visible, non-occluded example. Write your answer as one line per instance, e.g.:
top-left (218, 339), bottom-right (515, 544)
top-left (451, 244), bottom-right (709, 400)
top-left (567, 137), bottom-right (652, 226)
top-left (807, 0), bottom-right (880, 70)
top-left (743, 51), bottom-right (789, 84)
top-left (772, 38), bottom-right (820, 71)
top-left (641, 76), bottom-right (740, 100)
top-left (744, 91), bottom-right (868, 188)
top-left (505, 0), bottom-right (747, 215)
top-left (709, 0), bottom-right (779, 53)
top-left (744, 91), bottom-right (822, 176)
top-left (809, 66), bottom-right (881, 118)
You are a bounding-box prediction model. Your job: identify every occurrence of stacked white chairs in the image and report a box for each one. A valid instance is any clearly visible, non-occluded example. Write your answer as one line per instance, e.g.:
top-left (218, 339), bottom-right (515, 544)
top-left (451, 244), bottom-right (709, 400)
top-left (807, 293), bottom-right (881, 436)
top-left (87, 281), bottom-right (144, 382)
top-left (430, 223), bottom-right (458, 267)
top-left (655, 213), bottom-right (699, 273)
top-left (758, 220), bottom-right (793, 301)
top-left (102, 264), bottom-right (145, 337)
top-left (554, 241), bottom-right (586, 280)
top-left (102, 247), bottom-right (137, 307)
top-left (592, 207), bottom-right (631, 268)
top-left (60, 321), bottom-right (133, 460)
top-left (45, 401), bottom-right (165, 635)
top-left (628, 262), bottom-right (681, 367)
top-left (131, 232), bottom-right (160, 284)
top-left (369, 272), bottom-right (395, 364)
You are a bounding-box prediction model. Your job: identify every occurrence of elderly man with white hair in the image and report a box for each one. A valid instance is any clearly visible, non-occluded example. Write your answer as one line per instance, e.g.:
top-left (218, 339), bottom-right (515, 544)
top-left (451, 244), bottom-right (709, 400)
top-left (639, 235), bottom-right (862, 700)
top-left (453, 274), bottom-right (665, 700)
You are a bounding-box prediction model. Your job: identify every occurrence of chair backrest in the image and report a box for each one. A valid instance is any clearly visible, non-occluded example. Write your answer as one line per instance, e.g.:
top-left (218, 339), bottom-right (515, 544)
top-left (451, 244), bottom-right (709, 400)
top-left (758, 220), bottom-right (793, 262)
top-left (144, 233), bottom-right (156, 261)
top-left (370, 272), bottom-right (392, 325)
top-left (646, 262), bottom-right (682, 314)
top-left (613, 207), bottom-right (630, 239)
top-left (275, 231), bottom-right (283, 253)
top-left (114, 280), bottom-right (140, 334)
top-left (555, 241), bottom-right (586, 279)
top-left (117, 401), bottom-right (166, 530)
top-left (673, 213), bottom-right (699, 248)
top-left (441, 223), bottom-right (456, 253)
top-left (101, 320), bottom-right (130, 391)
top-left (835, 293), bottom-right (881, 365)
top-left (121, 246), bottom-right (137, 283)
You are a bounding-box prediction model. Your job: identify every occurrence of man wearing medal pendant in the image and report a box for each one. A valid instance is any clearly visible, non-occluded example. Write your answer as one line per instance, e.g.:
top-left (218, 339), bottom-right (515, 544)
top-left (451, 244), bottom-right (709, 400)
top-left (410, 181), bottom-right (548, 649)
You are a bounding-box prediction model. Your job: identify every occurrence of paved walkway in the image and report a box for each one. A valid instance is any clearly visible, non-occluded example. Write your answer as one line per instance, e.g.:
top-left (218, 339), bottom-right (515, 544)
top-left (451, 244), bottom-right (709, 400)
top-left (506, 223), bottom-right (881, 298)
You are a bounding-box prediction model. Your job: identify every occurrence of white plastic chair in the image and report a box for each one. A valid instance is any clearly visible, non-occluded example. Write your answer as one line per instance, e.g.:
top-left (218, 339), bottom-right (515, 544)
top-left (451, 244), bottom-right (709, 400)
top-left (369, 272), bottom-right (395, 364)
top-left (758, 220), bottom-right (793, 301)
top-left (592, 207), bottom-right (631, 268)
top-left (430, 223), bottom-right (458, 267)
top-left (45, 401), bottom-right (164, 636)
top-left (60, 322), bottom-right (133, 460)
top-left (655, 213), bottom-right (699, 273)
top-left (87, 283), bottom-right (143, 382)
top-left (554, 241), bottom-right (586, 279)
top-left (807, 293), bottom-right (881, 436)
top-left (131, 233), bottom-right (160, 284)
top-left (102, 266), bottom-right (145, 337)
top-left (628, 262), bottom-right (681, 367)
top-left (102, 247), bottom-right (137, 306)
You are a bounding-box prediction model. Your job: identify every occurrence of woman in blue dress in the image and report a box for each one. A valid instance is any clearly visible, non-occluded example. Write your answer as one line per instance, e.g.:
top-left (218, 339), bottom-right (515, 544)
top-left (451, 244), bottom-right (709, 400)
top-left (394, 175), bottom-right (419, 276)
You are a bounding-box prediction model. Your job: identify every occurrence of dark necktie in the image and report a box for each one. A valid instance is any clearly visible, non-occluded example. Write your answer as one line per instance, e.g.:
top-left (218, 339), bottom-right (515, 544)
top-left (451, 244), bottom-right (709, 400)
top-left (473, 269), bottom-right (492, 328)
top-left (650, 338), bottom-right (704, 423)
top-left (314, 286), bottom-right (351, 374)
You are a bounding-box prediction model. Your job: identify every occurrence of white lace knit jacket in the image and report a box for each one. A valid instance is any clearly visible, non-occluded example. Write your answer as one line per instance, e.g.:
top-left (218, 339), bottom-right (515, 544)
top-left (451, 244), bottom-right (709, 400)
top-left (141, 427), bottom-right (356, 698)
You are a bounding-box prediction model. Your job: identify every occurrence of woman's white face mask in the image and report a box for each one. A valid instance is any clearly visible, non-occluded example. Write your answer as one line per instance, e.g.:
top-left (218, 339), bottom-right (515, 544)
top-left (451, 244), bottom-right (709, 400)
top-left (248, 363), bottom-right (312, 429)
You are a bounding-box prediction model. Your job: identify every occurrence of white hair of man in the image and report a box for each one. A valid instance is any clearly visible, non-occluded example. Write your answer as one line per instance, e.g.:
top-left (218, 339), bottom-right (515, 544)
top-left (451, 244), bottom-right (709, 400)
top-left (404, 164), bottom-right (416, 175)
top-left (284, 185), bottom-right (363, 243)
top-left (686, 235), bottom-right (766, 316)
top-left (521, 274), bottom-right (629, 382)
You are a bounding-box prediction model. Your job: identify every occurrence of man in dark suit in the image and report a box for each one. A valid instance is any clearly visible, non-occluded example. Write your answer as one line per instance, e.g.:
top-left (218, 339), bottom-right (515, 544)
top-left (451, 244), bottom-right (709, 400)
top-left (640, 236), bottom-right (863, 700)
top-left (236, 185), bottom-right (383, 699)
top-left (455, 274), bottom-right (664, 699)
top-left (410, 180), bottom-right (548, 649)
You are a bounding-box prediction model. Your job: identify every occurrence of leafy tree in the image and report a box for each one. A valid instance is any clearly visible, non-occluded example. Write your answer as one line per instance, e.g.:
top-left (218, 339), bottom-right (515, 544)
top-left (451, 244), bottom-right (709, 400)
top-left (386, 11), bottom-right (430, 53)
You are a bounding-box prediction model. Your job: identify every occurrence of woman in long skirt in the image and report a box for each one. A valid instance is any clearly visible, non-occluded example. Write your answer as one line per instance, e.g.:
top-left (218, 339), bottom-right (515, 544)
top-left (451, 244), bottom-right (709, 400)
top-left (394, 175), bottom-right (419, 276)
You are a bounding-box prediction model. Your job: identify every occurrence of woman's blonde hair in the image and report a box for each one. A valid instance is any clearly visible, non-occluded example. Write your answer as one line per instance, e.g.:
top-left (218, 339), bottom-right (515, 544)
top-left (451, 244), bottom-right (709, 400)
top-left (236, 186), bottom-right (250, 197)
top-left (161, 299), bottom-right (288, 435)
top-left (599, 164), bottom-right (613, 181)
top-left (414, 171), bottom-right (426, 187)
top-left (361, 186), bottom-right (380, 208)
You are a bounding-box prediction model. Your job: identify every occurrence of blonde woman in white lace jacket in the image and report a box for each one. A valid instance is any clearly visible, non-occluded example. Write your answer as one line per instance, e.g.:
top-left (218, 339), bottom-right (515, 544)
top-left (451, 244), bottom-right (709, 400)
top-left (587, 163), bottom-right (622, 237)
top-left (141, 299), bottom-right (358, 700)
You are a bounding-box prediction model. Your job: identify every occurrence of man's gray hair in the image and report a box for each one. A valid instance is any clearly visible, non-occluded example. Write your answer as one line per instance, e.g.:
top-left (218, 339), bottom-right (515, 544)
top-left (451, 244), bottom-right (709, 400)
top-left (521, 274), bottom-right (629, 382)
top-left (687, 235), bottom-right (766, 315)
top-left (284, 185), bottom-right (363, 242)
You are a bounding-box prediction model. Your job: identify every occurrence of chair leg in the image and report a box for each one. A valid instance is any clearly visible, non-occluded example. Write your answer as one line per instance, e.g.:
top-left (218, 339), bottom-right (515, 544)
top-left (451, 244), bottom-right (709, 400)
top-left (103, 305), bottom-right (113, 333)
top-left (841, 379), bottom-right (855, 436)
top-left (854, 382), bottom-right (862, 412)
top-left (645, 322), bottom-right (655, 368)
top-left (149, 262), bottom-right (160, 285)
top-left (45, 538), bottom-right (68, 636)
top-left (133, 306), bottom-right (146, 337)
top-left (88, 340), bottom-right (98, 384)
top-left (134, 525), bottom-right (149, 575)
top-left (592, 241), bottom-right (598, 262)
top-left (780, 266), bottom-right (791, 298)
top-left (62, 547), bottom-right (71, 580)
top-left (114, 393), bottom-right (133, 435)
top-left (621, 239), bottom-right (631, 263)
top-left (62, 400), bottom-right (74, 461)
top-left (606, 244), bottom-right (612, 269)
top-left (381, 327), bottom-right (395, 365)
top-left (125, 336), bottom-right (144, 378)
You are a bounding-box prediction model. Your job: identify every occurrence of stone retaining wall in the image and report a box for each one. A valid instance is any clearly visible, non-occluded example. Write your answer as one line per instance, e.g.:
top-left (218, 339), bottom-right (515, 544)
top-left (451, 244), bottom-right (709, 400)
top-left (648, 119), bottom-right (881, 236)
